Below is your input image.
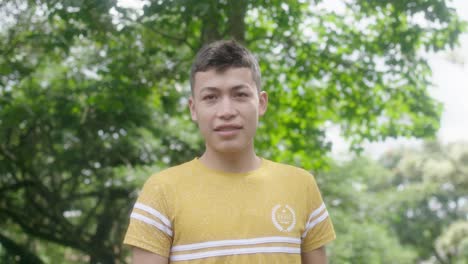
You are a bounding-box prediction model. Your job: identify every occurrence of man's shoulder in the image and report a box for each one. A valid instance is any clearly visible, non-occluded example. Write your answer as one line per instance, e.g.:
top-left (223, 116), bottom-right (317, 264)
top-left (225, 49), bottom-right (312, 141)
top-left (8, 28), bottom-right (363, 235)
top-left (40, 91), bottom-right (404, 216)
top-left (145, 158), bottom-right (196, 185)
top-left (264, 159), bottom-right (314, 179)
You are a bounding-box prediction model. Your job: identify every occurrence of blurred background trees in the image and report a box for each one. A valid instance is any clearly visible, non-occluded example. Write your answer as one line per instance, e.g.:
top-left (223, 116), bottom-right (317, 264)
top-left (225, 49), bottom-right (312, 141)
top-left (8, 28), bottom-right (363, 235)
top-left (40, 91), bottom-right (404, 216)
top-left (320, 142), bottom-right (468, 263)
top-left (0, 0), bottom-right (466, 263)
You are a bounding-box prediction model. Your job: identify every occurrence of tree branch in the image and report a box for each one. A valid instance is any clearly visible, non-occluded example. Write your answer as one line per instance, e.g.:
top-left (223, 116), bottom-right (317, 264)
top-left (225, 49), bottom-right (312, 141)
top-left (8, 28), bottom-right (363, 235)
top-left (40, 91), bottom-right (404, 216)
top-left (0, 232), bottom-right (44, 264)
top-left (0, 180), bottom-right (35, 193)
top-left (0, 209), bottom-right (87, 253)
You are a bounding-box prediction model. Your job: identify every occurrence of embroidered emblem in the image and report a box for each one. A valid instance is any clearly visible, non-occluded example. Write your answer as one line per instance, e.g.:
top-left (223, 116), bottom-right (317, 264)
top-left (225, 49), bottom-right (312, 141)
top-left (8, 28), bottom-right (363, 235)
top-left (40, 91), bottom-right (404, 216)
top-left (272, 204), bottom-right (296, 232)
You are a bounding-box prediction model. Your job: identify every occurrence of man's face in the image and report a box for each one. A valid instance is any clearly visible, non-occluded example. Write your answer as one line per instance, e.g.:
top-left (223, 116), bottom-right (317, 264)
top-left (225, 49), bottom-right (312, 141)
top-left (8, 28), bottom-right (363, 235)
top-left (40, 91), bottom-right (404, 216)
top-left (189, 67), bottom-right (268, 154)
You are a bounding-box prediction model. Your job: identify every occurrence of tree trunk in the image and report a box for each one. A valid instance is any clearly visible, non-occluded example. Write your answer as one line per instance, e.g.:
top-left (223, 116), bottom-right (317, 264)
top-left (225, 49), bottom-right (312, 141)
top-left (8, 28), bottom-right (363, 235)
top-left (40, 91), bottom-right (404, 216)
top-left (228, 0), bottom-right (247, 42)
top-left (201, 0), bottom-right (222, 44)
top-left (89, 248), bottom-right (116, 264)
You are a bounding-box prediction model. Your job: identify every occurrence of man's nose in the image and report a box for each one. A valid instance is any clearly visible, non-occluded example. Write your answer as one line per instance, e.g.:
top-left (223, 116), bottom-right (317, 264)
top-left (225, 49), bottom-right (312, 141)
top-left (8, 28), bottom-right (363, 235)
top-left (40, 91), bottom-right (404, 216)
top-left (217, 97), bottom-right (236, 119)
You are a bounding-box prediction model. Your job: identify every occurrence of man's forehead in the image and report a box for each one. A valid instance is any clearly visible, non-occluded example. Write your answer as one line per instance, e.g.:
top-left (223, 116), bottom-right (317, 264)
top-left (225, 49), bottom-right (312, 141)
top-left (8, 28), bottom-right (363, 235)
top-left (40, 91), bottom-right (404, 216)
top-left (193, 68), bottom-right (255, 90)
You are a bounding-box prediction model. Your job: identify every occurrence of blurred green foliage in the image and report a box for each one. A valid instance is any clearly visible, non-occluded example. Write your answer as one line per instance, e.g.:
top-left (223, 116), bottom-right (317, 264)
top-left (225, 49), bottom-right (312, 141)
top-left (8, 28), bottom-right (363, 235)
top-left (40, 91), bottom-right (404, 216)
top-left (320, 142), bottom-right (468, 263)
top-left (0, 0), bottom-right (466, 263)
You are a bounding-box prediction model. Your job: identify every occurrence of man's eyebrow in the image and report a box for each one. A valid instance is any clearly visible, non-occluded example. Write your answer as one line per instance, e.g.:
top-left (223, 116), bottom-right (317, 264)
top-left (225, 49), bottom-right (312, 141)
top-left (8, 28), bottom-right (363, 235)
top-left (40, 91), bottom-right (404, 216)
top-left (199, 87), bottom-right (219, 93)
top-left (231, 85), bottom-right (250, 91)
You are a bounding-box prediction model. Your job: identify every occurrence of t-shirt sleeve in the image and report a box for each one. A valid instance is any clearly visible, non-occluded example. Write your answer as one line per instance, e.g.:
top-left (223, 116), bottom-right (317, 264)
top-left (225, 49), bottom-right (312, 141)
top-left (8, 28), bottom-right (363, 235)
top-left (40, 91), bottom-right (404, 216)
top-left (301, 173), bottom-right (336, 253)
top-left (123, 176), bottom-right (174, 257)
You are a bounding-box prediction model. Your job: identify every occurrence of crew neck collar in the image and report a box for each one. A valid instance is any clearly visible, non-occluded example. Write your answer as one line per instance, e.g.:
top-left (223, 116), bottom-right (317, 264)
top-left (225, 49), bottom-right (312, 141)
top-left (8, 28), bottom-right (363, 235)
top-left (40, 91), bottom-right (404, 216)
top-left (192, 157), bottom-right (268, 176)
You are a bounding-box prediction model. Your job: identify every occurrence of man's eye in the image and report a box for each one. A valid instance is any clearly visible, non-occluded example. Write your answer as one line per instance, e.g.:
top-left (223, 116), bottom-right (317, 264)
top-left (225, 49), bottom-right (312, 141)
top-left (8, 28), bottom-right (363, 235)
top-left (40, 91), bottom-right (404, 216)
top-left (236, 93), bottom-right (248, 97)
top-left (203, 95), bottom-right (216, 100)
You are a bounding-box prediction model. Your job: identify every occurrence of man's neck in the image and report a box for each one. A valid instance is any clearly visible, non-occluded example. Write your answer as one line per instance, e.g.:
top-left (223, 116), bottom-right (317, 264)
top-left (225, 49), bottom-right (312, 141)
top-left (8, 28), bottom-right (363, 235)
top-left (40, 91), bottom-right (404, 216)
top-left (199, 148), bottom-right (262, 174)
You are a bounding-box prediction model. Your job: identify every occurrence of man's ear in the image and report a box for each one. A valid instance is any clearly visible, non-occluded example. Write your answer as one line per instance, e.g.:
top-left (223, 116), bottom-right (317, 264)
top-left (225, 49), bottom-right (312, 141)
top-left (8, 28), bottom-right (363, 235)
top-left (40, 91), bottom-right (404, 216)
top-left (258, 91), bottom-right (268, 116)
top-left (188, 97), bottom-right (197, 121)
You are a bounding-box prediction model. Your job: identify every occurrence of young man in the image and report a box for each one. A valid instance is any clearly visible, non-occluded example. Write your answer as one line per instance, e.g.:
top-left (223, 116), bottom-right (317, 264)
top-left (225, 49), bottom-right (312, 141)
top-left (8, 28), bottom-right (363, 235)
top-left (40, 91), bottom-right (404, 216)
top-left (124, 40), bottom-right (335, 263)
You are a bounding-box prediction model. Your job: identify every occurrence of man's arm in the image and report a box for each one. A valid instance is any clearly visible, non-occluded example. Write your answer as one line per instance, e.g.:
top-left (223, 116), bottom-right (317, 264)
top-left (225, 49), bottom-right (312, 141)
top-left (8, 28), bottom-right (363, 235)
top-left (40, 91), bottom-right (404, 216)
top-left (132, 248), bottom-right (168, 264)
top-left (301, 246), bottom-right (327, 264)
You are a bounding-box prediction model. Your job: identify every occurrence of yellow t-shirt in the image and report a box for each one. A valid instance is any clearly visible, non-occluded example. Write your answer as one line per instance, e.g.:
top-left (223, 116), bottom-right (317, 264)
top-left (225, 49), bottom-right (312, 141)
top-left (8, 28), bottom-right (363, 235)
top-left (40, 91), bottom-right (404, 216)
top-left (124, 158), bottom-right (335, 263)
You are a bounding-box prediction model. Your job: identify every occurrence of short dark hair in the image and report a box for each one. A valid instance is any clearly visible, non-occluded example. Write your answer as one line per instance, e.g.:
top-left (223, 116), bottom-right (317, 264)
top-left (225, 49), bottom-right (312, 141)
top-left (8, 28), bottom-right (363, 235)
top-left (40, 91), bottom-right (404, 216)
top-left (190, 40), bottom-right (262, 92)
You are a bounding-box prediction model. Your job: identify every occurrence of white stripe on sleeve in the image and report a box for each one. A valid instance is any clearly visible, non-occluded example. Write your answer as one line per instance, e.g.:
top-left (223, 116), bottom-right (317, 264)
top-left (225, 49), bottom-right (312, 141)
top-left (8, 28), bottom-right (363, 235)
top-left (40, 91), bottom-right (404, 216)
top-left (130, 212), bottom-right (173, 237)
top-left (301, 211), bottom-right (329, 238)
top-left (134, 202), bottom-right (172, 228)
top-left (306, 203), bottom-right (326, 224)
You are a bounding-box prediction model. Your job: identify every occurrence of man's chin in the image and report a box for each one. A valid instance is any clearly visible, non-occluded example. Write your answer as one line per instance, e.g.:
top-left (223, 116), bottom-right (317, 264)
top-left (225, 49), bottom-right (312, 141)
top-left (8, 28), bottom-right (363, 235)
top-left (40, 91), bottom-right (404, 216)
top-left (211, 143), bottom-right (247, 155)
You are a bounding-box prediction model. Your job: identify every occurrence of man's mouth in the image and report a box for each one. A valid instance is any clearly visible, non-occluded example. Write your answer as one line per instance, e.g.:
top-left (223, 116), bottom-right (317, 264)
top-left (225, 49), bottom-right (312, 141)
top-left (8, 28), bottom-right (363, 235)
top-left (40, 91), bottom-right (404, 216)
top-left (214, 125), bottom-right (242, 131)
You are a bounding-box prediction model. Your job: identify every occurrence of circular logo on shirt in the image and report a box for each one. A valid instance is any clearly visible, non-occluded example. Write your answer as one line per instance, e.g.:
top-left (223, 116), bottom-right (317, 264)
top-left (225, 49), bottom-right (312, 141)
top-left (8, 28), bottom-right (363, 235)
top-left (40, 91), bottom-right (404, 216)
top-left (272, 204), bottom-right (296, 232)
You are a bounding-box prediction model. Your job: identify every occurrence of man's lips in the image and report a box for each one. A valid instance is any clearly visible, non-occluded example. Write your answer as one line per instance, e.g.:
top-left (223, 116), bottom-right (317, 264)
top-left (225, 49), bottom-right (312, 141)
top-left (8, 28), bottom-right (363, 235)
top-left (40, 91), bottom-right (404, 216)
top-left (214, 125), bottom-right (242, 131)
